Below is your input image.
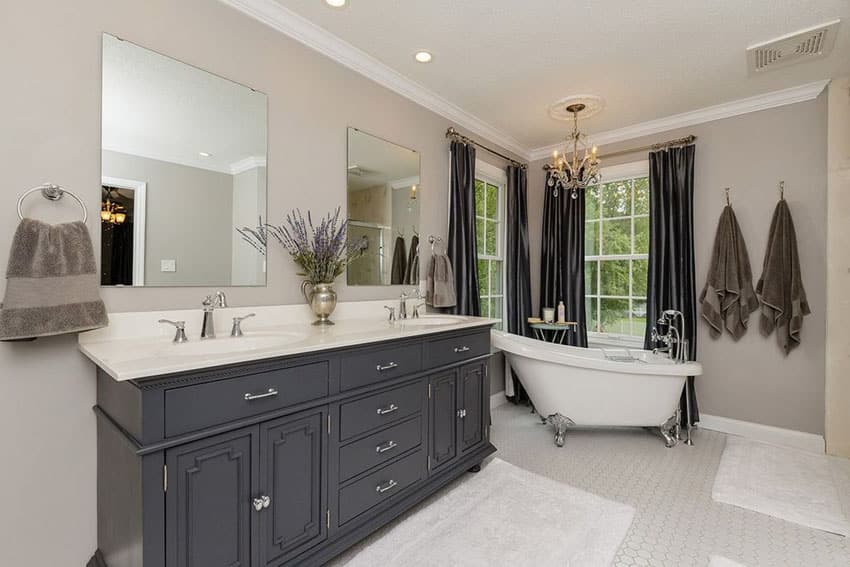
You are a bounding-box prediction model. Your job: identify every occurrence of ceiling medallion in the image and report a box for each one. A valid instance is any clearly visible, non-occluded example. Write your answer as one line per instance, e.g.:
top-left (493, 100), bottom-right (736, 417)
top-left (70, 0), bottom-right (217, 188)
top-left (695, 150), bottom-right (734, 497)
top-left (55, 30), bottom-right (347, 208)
top-left (546, 96), bottom-right (604, 198)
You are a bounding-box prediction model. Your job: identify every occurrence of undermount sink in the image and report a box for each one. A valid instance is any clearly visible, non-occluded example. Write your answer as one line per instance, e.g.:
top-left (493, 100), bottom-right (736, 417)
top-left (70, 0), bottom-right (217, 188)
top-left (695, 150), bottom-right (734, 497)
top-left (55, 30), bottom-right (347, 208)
top-left (158, 332), bottom-right (304, 356)
top-left (400, 316), bottom-right (467, 327)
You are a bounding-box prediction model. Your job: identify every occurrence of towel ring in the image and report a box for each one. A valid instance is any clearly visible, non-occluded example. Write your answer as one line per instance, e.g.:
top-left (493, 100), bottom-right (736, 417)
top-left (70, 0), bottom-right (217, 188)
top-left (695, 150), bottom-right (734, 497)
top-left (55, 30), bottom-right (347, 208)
top-left (17, 184), bottom-right (88, 223)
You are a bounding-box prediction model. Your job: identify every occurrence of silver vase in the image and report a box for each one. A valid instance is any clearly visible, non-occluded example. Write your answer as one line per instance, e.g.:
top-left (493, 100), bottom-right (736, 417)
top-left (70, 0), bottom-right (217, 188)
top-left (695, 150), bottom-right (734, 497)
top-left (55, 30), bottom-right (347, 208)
top-left (301, 281), bottom-right (338, 326)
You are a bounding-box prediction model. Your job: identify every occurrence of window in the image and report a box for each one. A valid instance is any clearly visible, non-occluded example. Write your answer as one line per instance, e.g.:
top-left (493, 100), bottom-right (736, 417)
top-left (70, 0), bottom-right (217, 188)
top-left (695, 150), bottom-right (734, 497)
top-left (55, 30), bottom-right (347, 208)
top-left (585, 162), bottom-right (650, 340)
top-left (474, 161), bottom-right (506, 329)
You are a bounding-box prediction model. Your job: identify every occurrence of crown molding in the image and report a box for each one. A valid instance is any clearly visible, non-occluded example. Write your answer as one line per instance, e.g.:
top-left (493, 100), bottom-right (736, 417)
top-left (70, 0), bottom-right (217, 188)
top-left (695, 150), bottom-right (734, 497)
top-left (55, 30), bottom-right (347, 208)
top-left (529, 79), bottom-right (830, 161)
top-left (230, 155), bottom-right (267, 175)
top-left (219, 0), bottom-right (529, 160)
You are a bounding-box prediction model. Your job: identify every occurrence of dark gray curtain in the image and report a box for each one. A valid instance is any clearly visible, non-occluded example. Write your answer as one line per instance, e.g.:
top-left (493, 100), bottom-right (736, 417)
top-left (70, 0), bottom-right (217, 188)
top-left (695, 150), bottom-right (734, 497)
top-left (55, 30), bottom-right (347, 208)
top-left (447, 140), bottom-right (480, 316)
top-left (505, 165), bottom-right (532, 402)
top-left (643, 144), bottom-right (699, 425)
top-left (539, 173), bottom-right (588, 347)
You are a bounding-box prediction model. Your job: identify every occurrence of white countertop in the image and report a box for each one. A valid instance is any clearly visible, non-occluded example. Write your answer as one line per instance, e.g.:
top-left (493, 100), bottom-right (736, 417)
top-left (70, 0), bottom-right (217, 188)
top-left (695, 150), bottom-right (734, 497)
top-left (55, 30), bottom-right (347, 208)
top-left (78, 300), bottom-right (498, 381)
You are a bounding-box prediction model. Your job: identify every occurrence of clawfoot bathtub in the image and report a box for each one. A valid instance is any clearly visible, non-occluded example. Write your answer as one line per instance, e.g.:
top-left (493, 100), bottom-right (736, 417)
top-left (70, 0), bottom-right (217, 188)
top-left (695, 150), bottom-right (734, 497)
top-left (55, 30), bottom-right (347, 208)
top-left (492, 331), bottom-right (703, 447)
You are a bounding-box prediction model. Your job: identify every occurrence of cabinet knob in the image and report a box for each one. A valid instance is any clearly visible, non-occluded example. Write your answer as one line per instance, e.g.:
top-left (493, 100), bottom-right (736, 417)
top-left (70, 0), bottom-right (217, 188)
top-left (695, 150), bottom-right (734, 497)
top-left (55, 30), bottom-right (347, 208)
top-left (252, 495), bottom-right (271, 511)
top-left (457, 409), bottom-right (467, 419)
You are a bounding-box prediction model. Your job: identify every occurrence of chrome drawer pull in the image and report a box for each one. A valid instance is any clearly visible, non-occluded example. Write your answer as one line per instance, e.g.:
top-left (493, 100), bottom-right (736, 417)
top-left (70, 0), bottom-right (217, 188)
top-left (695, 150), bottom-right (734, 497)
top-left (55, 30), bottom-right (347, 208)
top-left (376, 479), bottom-right (398, 494)
top-left (376, 440), bottom-right (398, 454)
top-left (244, 388), bottom-right (278, 401)
top-left (454, 346), bottom-right (471, 353)
top-left (376, 362), bottom-right (399, 372)
top-left (376, 403), bottom-right (399, 415)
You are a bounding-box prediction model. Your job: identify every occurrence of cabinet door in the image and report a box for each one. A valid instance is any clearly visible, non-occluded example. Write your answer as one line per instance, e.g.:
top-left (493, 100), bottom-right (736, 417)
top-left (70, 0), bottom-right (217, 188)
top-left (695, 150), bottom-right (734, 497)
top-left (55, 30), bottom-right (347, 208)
top-left (259, 408), bottom-right (327, 566)
top-left (459, 362), bottom-right (487, 454)
top-left (165, 427), bottom-right (257, 567)
top-left (428, 371), bottom-right (458, 473)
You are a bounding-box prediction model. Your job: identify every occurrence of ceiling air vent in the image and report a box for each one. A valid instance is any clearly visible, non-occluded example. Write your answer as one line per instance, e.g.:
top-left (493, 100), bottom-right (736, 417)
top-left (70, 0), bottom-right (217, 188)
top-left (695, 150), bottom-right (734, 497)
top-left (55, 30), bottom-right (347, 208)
top-left (747, 19), bottom-right (840, 74)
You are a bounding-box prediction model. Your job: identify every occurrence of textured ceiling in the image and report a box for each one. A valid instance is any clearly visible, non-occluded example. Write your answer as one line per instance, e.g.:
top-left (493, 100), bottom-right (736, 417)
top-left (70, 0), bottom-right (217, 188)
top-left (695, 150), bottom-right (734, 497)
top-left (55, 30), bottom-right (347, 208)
top-left (274, 0), bottom-right (850, 150)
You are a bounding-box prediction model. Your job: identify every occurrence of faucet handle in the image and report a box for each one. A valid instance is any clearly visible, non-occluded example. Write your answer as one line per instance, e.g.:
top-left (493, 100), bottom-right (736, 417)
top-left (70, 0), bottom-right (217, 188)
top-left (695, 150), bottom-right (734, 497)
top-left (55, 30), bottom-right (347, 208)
top-left (384, 305), bottom-right (396, 323)
top-left (412, 302), bottom-right (426, 319)
top-left (230, 313), bottom-right (256, 337)
top-left (215, 290), bottom-right (228, 308)
top-left (158, 319), bottom-right (189, 344)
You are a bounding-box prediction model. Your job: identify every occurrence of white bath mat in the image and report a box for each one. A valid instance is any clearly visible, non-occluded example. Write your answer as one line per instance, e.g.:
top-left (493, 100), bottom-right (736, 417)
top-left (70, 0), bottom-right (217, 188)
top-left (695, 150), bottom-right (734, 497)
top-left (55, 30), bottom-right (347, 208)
top-left (341, 457), bottom-right (635, 567)
top-left (712, 436), bottom-right (850, 536)
top-left (709, 555), bottom-right (748, 567)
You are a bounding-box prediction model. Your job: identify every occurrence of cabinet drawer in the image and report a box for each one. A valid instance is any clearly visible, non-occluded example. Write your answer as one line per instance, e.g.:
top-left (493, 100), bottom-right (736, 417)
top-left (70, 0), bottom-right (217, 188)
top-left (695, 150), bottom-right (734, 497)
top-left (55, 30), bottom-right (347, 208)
top-left (339, 381), bottom-right (423, 441)
top-left (339, 416), bottom-right (422, 482)
top-left (164, 361), bottom-right (329, 437)
top-left (338, 450), bottom-right (424, 525)
top-left (423, 330), bottom-right (490, 369)
top-left (340, 342), bottom-right (422, 391)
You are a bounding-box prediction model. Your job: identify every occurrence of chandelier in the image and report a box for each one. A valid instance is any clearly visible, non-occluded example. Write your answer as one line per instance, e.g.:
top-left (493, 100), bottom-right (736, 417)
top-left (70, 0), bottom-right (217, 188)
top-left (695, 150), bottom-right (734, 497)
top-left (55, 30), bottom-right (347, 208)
top-left (546, 103), bottom-right (601, 199)
top-left (100, 196), bottom-right (127, 225)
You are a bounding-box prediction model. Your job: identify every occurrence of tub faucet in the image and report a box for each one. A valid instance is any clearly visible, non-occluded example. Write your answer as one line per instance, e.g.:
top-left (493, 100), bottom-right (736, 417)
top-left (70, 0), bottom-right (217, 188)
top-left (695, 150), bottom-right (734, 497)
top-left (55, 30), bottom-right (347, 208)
top-left (651, 310), bottom-right (688, 364)
top-left (201, 291), bottom-right (228, 339)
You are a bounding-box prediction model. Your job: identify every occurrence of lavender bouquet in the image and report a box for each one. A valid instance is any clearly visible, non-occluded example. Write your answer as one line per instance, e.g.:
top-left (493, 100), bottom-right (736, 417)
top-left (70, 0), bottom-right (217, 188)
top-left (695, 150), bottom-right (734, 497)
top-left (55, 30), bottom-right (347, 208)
top-left (264, 207), bottom-right (364, 284)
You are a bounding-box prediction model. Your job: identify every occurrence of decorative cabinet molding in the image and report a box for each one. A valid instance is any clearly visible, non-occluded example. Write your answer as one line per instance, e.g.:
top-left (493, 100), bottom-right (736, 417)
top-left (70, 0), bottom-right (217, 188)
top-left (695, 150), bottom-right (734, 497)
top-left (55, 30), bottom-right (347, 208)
top-left (94, 327), bottom-right (495, 567)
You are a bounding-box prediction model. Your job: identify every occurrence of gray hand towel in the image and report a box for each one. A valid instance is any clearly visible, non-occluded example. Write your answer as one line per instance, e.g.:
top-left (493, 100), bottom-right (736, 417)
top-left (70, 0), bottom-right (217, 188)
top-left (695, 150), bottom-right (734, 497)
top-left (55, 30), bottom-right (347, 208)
top-left (699, 205), bottom-right (759, 340)
top-left (426, 253), bottom-right (457, 308)
top-left (0, 219), bottom-right (108, 340)
top-left (756, 199), bottom-right (810, 354)
top-left (391, 235), bottom-right (407, 285)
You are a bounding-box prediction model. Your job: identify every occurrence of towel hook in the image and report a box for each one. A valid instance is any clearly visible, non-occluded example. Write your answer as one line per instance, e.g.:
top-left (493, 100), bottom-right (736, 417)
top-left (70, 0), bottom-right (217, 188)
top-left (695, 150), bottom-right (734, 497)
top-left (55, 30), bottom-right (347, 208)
top-left (17, 183), bottom-right (88, 223)
top-left (779, 180), bottom-right (785, 200)
top-left (428, 234), bottom-right (444, 254)
top-left (724, 187), bottom-right (731, 206)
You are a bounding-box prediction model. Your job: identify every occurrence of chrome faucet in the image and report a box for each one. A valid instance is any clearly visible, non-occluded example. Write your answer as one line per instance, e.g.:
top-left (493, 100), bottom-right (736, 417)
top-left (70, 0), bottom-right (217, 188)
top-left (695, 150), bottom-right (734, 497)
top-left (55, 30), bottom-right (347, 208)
top-left (651, 309), bottom-right (689, 364)
top-left (201, 291), bottom-right (228, 339)
top-left (398, 288), bottom-right (421, 320)
top-left (651, 309), bottom-right (695, 446)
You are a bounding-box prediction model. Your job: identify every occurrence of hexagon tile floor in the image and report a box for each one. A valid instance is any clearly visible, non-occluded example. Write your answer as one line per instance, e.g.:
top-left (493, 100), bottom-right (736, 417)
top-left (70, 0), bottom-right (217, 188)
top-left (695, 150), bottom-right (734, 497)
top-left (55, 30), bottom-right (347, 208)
top-left (490, 403), bottom-right (850, 567)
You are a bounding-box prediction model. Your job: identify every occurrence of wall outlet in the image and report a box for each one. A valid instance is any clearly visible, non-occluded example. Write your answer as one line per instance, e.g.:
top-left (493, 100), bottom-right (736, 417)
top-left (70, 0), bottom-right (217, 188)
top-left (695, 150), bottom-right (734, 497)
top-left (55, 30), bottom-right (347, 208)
top-left (161, 259), bottom-right (176, 273)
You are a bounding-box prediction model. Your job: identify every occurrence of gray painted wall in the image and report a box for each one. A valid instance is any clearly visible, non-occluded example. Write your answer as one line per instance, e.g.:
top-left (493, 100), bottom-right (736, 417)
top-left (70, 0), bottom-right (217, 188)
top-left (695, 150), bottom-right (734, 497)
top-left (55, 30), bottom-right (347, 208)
top-left (521, 94), bottom-right (828, 435)
top-left (102, 149), bottom-right (234, 285)
top-left (231, 165), bottom-right (267, 285)
top-left (0, 2), bottom-right (520, 566)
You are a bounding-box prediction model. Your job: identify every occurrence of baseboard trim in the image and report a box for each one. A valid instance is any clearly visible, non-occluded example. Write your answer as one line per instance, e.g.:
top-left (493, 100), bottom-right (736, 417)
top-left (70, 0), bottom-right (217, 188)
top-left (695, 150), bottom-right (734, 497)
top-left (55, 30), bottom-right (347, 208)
top-left (700, 414), bottom-right (825, 454)
top-left (490, 391), bottom-right (507, 410)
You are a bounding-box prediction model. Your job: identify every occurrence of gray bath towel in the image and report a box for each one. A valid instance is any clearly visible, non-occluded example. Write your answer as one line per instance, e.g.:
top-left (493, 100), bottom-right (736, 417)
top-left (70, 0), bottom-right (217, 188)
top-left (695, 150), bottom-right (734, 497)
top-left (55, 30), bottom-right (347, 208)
top-left (0, 219), bottom-right (108, 340)
top-left (756, 199), bottom-right (810, 354)
top-left (426, 252), bottom-right (456, 308)
top-left (699, 205), bottom-right (759, 340)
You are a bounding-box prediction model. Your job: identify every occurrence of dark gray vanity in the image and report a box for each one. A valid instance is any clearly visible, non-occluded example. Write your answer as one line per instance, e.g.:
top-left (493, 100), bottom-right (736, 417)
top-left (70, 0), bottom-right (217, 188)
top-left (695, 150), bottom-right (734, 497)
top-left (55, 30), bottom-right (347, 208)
top-left (94, 325), bottom-right (495, 566)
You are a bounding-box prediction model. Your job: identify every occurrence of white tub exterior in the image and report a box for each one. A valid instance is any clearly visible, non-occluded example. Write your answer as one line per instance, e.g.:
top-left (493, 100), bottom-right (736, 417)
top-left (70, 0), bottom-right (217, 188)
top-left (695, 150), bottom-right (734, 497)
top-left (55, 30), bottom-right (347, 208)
top-left (492, 331), bottom-right (703, 431)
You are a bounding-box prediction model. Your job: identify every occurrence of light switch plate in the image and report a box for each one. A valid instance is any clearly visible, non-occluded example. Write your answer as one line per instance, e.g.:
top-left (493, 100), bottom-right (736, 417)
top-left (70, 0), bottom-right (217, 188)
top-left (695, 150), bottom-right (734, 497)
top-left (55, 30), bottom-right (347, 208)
top-left (161, 259), bottom-right (176, 272)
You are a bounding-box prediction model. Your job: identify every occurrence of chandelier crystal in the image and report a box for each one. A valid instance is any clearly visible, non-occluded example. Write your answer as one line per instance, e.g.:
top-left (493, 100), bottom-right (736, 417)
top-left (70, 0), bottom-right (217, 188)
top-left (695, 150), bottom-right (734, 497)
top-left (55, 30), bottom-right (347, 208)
top-left (546, 103), bottom-right (601, 199)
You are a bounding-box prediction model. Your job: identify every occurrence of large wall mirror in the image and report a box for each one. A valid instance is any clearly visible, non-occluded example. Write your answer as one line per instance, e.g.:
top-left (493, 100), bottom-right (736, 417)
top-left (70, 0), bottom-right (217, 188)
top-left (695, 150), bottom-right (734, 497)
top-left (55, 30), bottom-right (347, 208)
top-left (101, 34), bottom-right (268, 287)
top-left (346, 128), bottom-right (420, 286)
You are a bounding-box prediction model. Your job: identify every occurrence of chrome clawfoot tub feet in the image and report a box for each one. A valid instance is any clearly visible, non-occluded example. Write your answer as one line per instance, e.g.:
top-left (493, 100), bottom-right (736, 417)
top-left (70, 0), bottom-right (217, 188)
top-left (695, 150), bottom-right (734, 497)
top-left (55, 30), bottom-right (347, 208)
top-left (659, 411), bottom-right (680, 448)
top-left (546, 413), bottom-right (575, 447)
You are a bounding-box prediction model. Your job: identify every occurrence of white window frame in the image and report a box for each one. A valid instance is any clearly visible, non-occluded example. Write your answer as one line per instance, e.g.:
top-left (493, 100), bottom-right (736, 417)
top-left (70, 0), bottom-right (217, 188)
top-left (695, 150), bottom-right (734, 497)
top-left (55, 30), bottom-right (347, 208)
top-left (585, 161), bottom-right (649, 347)
top-left (475, 160), bottom-right (507, 328)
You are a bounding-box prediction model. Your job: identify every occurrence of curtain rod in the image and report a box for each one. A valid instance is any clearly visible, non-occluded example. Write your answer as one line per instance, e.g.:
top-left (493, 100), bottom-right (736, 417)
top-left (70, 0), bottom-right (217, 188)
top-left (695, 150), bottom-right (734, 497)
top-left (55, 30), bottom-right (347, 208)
top-left (446, 127), bottom-right (527, 169)
top-left (542, 134), bottom-right (697, 169)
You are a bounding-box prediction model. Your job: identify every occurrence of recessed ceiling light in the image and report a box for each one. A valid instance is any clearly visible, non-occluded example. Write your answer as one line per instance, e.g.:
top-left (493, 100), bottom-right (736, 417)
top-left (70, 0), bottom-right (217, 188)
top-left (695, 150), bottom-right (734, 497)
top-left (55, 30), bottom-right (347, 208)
top-left (199, 152), bottom-right (211, 157)
top-left (414, 51), bottom-right (433, 63)
top-left (325, 0), bottom-right (347, 7)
